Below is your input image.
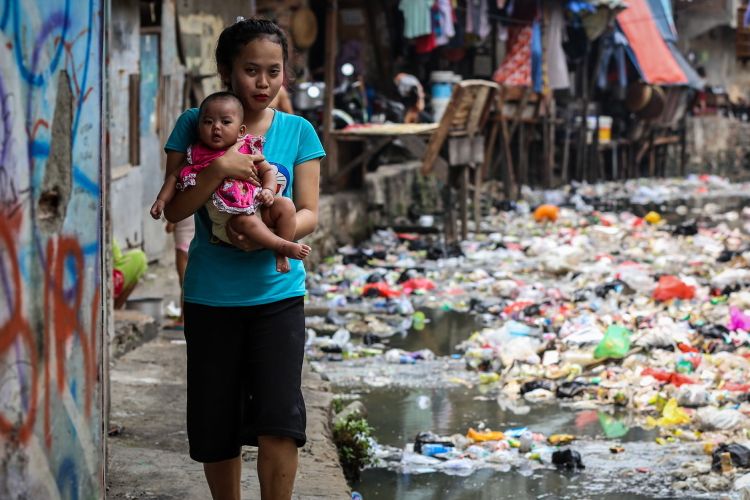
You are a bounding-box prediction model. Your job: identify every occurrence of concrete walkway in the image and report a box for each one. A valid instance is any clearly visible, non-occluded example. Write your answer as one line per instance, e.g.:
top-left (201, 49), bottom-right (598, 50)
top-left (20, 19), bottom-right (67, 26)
top-left (106, 253), bottom-right (350, 499)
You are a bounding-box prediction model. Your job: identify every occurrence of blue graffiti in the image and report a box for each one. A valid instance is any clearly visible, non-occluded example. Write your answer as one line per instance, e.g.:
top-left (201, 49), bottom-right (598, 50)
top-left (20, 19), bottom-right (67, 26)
top-left (29, 140), bottom-right (50, 158)
top-left (73, 166), bottom-right (99, 197)
top-left (55, 457), bottom-right (79, 500)
top-left (0, 0), bottom-right (9, 31)
top-left (71, 0), bottom-right (95, 144)
top-left (69, 378), bottom-right (77, 404)
top-left (10, 0), bottom-right (71, 86)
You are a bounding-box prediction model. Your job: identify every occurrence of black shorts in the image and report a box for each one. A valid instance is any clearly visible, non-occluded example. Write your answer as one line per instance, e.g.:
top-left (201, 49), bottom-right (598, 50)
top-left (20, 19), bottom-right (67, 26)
top-left (183, 296), bottom-right (306, 463)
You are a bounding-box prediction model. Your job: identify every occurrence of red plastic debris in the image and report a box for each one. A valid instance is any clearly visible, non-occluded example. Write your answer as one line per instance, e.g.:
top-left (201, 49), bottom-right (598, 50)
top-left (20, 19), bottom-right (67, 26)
top-left (361, 282), bottom-right (402, 298)
top-left (401, 278), bottom-right (436, 294)
top-left (641, 368), bottom-right (696, 387)
top-left (652, 275), bottom-right (695, 302)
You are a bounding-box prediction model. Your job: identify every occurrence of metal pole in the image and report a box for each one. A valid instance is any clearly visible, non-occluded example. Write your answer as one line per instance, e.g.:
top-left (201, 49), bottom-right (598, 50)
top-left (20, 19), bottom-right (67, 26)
top-left (322, 0), bottom-right (338, 185)
top-left (249, 0), bottom-right (256, 16)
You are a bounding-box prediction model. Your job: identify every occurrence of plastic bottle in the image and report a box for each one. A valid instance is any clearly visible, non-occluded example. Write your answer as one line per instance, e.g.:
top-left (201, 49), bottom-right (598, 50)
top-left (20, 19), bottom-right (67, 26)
top-left (399, 355), bottom-right (417, 364)
top-left (721, 452), bottom-right (734, 474)
top-left (421, 443), bottom-right (453, 457)
top-left (519, 431), bottom-right (534, 453)
top-left (331, 328), bottom-right (351, 348)
top-left (675, 359), bottom-right (694, 374)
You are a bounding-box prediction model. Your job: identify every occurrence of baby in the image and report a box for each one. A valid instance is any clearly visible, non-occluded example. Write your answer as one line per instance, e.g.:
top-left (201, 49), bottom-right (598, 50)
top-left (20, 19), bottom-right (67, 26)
top-left (151, 92), bottom-right (310, 273)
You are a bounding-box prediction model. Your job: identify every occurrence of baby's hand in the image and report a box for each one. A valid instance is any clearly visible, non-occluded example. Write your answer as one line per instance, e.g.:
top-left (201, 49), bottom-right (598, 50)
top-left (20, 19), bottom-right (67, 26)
top-left (150, 199), bottom-right (165, 220)
top-left (256, 188), bottom-right (275, 207)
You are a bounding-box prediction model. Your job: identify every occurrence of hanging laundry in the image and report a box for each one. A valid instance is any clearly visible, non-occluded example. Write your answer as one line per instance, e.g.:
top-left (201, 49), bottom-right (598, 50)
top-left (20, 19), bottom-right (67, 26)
top-left (434, 0), bottom-right (456, 46)
top-left (531, 20), bottom-right (543, 93)
top-left (415, 33), bottom-right (438, 54)
top-left (400, 0), bottom-right (434, 39)
top-left (466, 0), bottom-right (491, 39)
top-left (544, 2), bottom-right (570, 90)
top-left (597, 31), bottom-right (628, 92)
top-left (492, 26), bottom-right (533, 86)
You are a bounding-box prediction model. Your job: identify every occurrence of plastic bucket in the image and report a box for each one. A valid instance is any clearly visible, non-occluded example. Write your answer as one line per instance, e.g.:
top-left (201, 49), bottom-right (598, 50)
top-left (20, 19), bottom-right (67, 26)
top-left (584, 116), bottom-right (612, 144)
top-left (430, 71), bottom-right (459, 122)
top-left (598, 116), bottom-right (612, 144)
top-left (126, 297), bottom-right (163, 324)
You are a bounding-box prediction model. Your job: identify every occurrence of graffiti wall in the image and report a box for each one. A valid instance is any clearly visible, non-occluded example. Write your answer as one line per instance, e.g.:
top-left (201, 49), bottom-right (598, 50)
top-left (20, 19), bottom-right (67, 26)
top-left (0, 0), bottom-right (105, 498)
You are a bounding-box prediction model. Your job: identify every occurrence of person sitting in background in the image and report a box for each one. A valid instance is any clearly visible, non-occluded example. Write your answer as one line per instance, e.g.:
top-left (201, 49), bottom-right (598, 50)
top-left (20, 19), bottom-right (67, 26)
top-left (112, 240), bottom-right (148, 309)
top-left (394, 72), bottom-right (426, 123)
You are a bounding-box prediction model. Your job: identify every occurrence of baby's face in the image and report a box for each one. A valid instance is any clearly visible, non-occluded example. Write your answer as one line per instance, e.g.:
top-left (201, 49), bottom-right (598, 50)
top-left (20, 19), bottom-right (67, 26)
top-left (198, 99), bottom-right (244, 149)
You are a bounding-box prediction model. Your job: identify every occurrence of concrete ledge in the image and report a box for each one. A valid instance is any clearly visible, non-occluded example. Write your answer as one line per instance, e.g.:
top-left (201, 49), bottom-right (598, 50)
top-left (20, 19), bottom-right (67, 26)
top-left (303, 191), bottom-right (369, 269)
top-left (112, 309), bottom-right (158, 359)
top-left (364, 161), bottom-right (442, 228)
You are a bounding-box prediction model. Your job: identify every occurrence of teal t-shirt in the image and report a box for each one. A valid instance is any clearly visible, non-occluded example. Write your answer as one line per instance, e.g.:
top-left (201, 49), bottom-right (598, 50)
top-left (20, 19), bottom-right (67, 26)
top-left (164, 108), bottom-right (325, 306)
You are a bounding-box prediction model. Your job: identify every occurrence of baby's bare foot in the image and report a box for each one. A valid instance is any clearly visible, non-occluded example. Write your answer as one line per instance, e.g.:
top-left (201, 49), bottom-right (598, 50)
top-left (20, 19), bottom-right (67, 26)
top-left (276, 241), bottom-right (311, 260)
top-left (276, 254), bottom-right (291, 273)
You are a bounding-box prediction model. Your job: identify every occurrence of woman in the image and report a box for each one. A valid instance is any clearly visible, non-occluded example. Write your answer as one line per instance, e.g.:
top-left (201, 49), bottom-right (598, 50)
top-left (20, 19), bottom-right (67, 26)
top-left (163, 18), bottom-right (323, 500)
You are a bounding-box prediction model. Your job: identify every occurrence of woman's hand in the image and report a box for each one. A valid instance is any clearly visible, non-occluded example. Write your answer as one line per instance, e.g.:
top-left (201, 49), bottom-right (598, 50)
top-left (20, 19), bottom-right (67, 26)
top-left (215, 141), bottom-right (262, 186)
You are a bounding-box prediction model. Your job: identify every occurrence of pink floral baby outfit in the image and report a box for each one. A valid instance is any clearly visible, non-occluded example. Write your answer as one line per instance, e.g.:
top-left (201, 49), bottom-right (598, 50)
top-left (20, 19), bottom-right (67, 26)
top-left (177, 134), bottom-right (265, 243)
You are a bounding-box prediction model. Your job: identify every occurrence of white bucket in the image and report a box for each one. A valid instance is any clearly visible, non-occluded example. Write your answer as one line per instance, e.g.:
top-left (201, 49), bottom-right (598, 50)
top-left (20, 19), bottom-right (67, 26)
top-left (584, 116), bottom-right (613, 144)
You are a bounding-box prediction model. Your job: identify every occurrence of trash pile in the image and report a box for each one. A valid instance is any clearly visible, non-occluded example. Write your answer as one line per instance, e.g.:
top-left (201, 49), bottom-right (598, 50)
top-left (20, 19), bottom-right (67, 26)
top-left (306, 176), bottom-right (750, 494)
top-left (376, 427), bottom-right (585, 478)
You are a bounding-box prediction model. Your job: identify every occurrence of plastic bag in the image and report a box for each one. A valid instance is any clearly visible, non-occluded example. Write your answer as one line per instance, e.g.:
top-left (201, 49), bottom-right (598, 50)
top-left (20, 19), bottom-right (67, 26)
top-left (676, 385), bottom-right (709, 408)
top-left (401, 278), bottom-right (436, 295)
top-left (533, 204), bottom-right (560, 222)
top-left (729, 307), bottom-right (750, 332)
top-left (594, 325), bottom-right (631, 359)
top-left (652, 275), bottom-right (696, 302)
top-left (556, 381), bottom-right (588, 399)
top-left (466, 428), bottom-right (504, 442)
top-left (598, 413), bottom-right (629, 438)
top-left (646, 398), bottom-right (691, 427)
top-left (552, 449), bottom-right (585, 469)
top-left (696, 407), bottom-right (747, 431)
top-left (641, 367), bottom-right (696, 387)
top-left (362, 282), bottom-right (401, 298)
top-left (711, 444), bottom-right (750, 472)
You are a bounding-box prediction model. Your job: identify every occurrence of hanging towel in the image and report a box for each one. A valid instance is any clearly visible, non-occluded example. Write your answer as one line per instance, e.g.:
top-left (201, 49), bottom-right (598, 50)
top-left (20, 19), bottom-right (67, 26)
top-left (466, 0), bottom-right (491, 38)
top-left (400, 0), bottom-right (434, 39)
top-left (544, 2), bottom-right (570, 90)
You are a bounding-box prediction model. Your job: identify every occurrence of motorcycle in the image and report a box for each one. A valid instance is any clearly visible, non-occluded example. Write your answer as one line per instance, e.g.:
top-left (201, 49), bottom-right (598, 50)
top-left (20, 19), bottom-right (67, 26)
top-left (293, 63), bottom-right (406, 132)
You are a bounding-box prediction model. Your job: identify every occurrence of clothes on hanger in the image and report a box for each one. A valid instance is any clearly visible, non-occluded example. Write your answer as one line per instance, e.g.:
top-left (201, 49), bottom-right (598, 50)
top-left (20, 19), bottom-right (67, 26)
top-left (434, 0), bottom-right (456, 46)
top-left (400, 0), bottom-right (434, 38)
top-left (466, 0), bottom-right (491, 38)
top-left (544, 1), bottom-right (570, 90)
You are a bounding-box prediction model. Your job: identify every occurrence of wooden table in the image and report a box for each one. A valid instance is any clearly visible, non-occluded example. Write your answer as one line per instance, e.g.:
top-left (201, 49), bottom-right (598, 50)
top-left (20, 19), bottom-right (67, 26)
top-left (328, 123), bottom-right (440, 189)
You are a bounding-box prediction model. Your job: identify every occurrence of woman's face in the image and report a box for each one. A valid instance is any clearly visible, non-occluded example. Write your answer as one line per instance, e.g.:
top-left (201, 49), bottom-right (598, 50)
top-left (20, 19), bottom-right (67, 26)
top-left (224, 38), bottom-right (284, 116)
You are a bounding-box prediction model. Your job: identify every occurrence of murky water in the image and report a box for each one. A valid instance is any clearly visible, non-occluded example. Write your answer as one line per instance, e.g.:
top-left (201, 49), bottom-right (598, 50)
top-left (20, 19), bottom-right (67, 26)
top-left (385, 309), bottom-right (482, 356)
top-left (321, 311), bottom-right (733, 499)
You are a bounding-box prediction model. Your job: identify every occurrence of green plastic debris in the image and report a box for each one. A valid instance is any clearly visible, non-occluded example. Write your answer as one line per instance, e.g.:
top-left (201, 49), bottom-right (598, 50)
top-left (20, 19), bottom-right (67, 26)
top-left (594, 325), bottom-right (632, 359)
top-left (598, 412), bottom-right (629, 439)
top-left (412, 311), bottom-right (426, 331)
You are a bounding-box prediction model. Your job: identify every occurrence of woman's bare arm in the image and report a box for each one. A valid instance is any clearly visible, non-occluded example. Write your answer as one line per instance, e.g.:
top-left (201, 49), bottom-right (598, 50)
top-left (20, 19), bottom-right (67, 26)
top-left (292, 158), bottom-right (321, 240)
